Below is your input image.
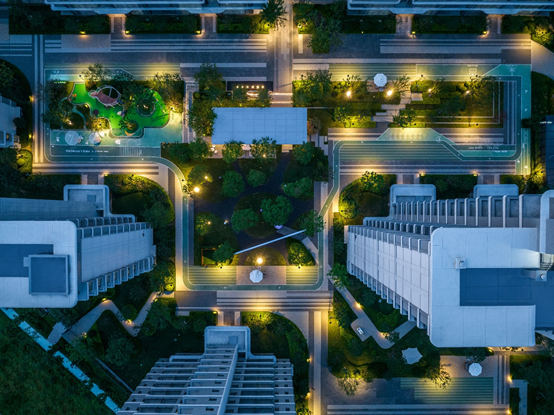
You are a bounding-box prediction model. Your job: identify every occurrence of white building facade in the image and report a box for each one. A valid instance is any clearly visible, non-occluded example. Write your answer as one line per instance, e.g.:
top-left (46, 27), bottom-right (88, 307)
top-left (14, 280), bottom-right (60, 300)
top-left (347, 0), bottom-right (554, 14)
top-left (43, 0), bottom-right (268, 15)
top-left (347, 184), bottom-right (554, 347)
top-left (0, 185), bottom-right (156, 308)
top-left (120, 326), bottom-right (296, 415)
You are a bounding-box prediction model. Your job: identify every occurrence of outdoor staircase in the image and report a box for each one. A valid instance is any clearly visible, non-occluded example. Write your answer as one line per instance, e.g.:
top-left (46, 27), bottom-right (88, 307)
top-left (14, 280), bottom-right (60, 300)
top-left (372, 97), bottom-right (412, 123)
top-left (285, 266), bottom-right (319, 285)
top-left (188, 266), bottom-right (237, 285)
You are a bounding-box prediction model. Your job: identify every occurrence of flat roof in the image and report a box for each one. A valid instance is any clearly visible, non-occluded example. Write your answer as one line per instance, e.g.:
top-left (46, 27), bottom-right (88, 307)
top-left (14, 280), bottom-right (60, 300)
top-left (211, 107), bottom-right (307, 145)
top-left (0, 244), bottom-right (53, 278)
top-left (29, 255), bottom-right (69, 295)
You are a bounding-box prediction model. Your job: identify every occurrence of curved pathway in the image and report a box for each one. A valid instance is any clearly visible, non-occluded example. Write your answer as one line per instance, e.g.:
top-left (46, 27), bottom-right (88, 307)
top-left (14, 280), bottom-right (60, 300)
top-left (62, 292), bottom-right (161, 343)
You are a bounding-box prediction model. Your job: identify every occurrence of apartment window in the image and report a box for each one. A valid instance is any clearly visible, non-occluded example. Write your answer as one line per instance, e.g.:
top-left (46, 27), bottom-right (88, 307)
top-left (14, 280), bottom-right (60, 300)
top-left (209, 398), bottom-right (216, 402)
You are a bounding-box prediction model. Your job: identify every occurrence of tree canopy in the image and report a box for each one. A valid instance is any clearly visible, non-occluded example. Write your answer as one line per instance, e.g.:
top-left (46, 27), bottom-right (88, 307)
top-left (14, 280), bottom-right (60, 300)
top-left (328, 263), bottom-right (350, 289)
top-left (247, 169), bottom-right (266, 187)
top-left (360, 171), bottom-right (386, 194)
top-left (251, 136), bottom-right (277, 162)
top-left (221, 170), bottom-right (245, 198)
top-left (261, 196), bottom-right (293, 226)
top-left (213, 241), bottom-right (235, 264)
top-left (292, 141), bottom-right (315, 165)
top-left (222, 139), bottom-right (244, 164)
top-left (298, 209), bottom-right (324, 236)
top-left (231, 208), bottom-right (259, 233)
top-left (261, 0), bottom-right (287, 29)
top-left (282, 177), bottom-right (313, 199)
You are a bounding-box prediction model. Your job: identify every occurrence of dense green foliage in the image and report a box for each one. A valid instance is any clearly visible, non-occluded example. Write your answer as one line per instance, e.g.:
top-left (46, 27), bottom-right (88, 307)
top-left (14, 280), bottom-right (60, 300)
top-left (282, 177), bottom-right (313, 199)
top-left (235, 193), bottom-right (278, 238)
top-left (419, 174), bottom-right (477, 199)
top-left (9, 1), bottom-right (109, 34)
top-left (231, 208), bottom-right (259, 233)
top-left (222, 139), bottom-right (244, 164)
top-left (0, 59), bottom-right (32, 147)
top-left (0, 314), bottom-right (113, 415)
top-left (251, 136), bottom-right (278, 162)
top-left (261, 195), bottom-right (293, 226)
top-left (125, 13), bottom-right (200, 34)
top-left (242, 312), bottom-right (310, 400)
top-left (213, 241), bottom-right (236, 264)
top-left (247, 169), bottom-right (267, 187)
top-left (261, 0), bottom-right (287, 29)
top-left (286, 239), bottom-right (315, 266)
top-left (221, 170), bottom-right (245, 198)
top-left (217, 14), bottom-right (269, 34)
top-left (195, 212), bottom-right (239, 265)
top-left (503, 15), bottom-right (554, 51)
top-left (292, 142), bottom-right (315, 165)
top-left (339, 175), bottom-right (395, 223)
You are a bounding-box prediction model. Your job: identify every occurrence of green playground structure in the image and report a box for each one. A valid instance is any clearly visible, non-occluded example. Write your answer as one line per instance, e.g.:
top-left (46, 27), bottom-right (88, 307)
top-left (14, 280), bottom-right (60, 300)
top-left (68, 83), bottom-right (170, 138)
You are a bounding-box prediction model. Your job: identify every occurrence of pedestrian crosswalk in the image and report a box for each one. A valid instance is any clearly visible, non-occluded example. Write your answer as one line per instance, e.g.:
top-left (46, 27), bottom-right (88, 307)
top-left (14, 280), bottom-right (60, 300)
top-left (400, 377), bottom-right (494, 405)
top-left (0, 42), bottom-right (33, 57)
top-left (216, 290), bottom-right (332, 311)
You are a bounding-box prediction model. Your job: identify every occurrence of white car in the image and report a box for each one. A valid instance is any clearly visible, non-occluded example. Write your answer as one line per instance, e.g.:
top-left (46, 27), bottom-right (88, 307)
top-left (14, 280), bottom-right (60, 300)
top-left (356, 327), bottom-right (364, 335)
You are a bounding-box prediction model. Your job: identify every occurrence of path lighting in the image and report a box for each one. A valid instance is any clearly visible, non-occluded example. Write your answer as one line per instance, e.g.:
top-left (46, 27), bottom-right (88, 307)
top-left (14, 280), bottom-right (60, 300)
top-left (346, 90), bottom-right (352, 98)
top-left (207, 221), bottom-right (211, 225)
top-left (257, 257), bottom-right (263, 265)
top-left (411, 31), bottom-right (415, 34)
top-left (428, 88), bottom-right (432, 93)
top-left (193, 186), bottom-right (200, 193)
top-left (196, 30), bottom-right (201, 34)
top-left (386, 90), bottom-right (393, 97)
top-left (356, 302), bottom-right (361, 308)
top-left (483, 31), bottom-right (488, 35)
top-left (466, 90), bottom-right (470, 95)
top-left (204, 176), bottom-right (208, 180)
top-left (213, 311), bottom-right (218, 314)
top-left (307, 358), bottom-right (311, 362)
top-left (80, 31), bottom-right (86, 35)
top-left (125, 30), bottom-right (130, 34)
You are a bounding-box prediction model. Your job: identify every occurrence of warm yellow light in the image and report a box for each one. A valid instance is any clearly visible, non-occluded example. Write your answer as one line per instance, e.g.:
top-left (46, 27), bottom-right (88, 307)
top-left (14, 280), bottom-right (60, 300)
top-left (466, 90), bottom-right (470, 95)
top-left (307, 392), bottom-right (310, 397)
top-left (204, 176), bottom-right (208, 180)
top-left (428, 88), bottom-right (432, 93)
top-left (125, 30), bottom-right (129, 34)
top-left (412, 31), bottom-right (415, 34)
top-left (307, 358), bottom-right (311, 362)
top-left (257, 257), bottom-right (263, 265)
top-left (102, 298), bottom-right (107, 301)
top-left (196, 30), bottom-right (201, 34)
top-left (80, 31), bottom-right (86, 35)
top-left (356, 302), bottom-right (361, 308)
top-left (483, 31), bottom-right (488, 35)
top-left (386, 90), bottom-right (393, 96)
top-left (194, 187), bottom-right (200, 193)
top-left (207, 221), bottom-right (211, 225)
top-left (346, 90), bottom-right (352, 98)
top-left (213, 311), bottom-right (218, 314)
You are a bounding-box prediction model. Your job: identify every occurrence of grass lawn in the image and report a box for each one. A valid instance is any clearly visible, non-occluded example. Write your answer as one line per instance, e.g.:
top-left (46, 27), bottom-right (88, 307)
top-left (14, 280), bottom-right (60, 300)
top-left (234, 192), bottom-right (278, 239)
top-left (194, 212), bottom-right (239, 266)
top-left (244, 246), bottom-right (287, 266)
top-left (217, 14), bottom-right (269, 34)
top-left (0, 314), bottom-right (113, 415)
top-left (69, 83), bottom-right (170, 137)
top-left (419, 174), bottom-right (477, 199)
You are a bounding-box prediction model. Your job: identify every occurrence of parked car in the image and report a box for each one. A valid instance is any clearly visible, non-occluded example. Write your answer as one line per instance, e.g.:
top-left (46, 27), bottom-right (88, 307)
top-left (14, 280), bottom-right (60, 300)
top-left (356, 327), bottom-right (364, 335)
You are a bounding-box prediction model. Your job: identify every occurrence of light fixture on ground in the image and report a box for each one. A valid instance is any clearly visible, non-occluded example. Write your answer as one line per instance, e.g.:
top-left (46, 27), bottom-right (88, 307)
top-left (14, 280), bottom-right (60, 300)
top-left (346, 90), bottom-right (352, 98)
top-left (193, 186), bottom-right (200, 193)
top-left (387, 90), bottom-right (393, 96)
top-left (257, 257), bottom-right (263, 265)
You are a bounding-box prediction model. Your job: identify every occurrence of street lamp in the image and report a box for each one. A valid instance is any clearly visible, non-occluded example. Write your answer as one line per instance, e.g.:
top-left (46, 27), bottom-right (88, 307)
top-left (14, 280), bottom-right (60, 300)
top-left (257, 257), bottom-right (263, 265)
top-left (346, 90), bottom-right (351, 99)
top-left (386, 90), bottom-right (393, 97)
top-left (193, 186), bottom-right (200, 193)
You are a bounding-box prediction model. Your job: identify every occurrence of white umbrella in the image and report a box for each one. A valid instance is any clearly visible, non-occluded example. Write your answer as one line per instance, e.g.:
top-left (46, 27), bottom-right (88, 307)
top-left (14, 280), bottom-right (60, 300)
top-left (374, 73), bottom-right (387, 88)
top-left (250, 269), bottom-right (263, 283)
top-left (402, 348), bottom-right (423, 364)
top-left (469, 363), bottom-right (482, 376)
top-left (65, 131), bottom-right (80, 146)
top-left (88, 132), bottom-right (101, 145)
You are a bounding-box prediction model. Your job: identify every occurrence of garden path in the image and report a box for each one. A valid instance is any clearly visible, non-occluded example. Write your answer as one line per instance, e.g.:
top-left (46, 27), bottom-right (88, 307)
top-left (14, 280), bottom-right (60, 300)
top-left (334, 281), bottom-right (416, 349)
top-left (63, 292), bottom-right (171, 343)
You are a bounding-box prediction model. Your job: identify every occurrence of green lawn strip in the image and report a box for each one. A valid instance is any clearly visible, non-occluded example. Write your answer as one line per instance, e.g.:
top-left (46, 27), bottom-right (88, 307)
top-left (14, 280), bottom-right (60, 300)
top-left (419, 174), bottom-right (477, 200)
top-left (0, 314), bottom-right (114, 414)
top-left (9, 5), bottom-right (109, 34)
top-left (235, 192), bottom-right (278, 238)
top-left (217, 14), bottom-right (269, 34)
top-left (412, 14), bottom-right (487, 34)
top-left (346, 276), bottom-right (408, 332)
top-left (0, 59), bottom-right (33, 148)
top-left (125, 14), bottom-right (201, 34)
top-left (328, 292), bottom-right (440, 380)
top-left (242, 312), bottom-right (310, 399)
top-left (293, 4), bottom-right (396, 35)
top-left (338, 177), bottom-right (394, 225)
top-left (244, 246), bottom-right (287, 266)
top-left (195, 212), bottom-right (239, 266)
top-left (70, 83), bottom-right (170, 137)
top-left (502, 15), bottom-right (554, 51)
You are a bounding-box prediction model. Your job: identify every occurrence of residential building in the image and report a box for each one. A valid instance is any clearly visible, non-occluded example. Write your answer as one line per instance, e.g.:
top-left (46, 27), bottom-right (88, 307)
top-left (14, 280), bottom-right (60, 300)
top-left (347, 0), bottom-right (554, 14)
top-left (346, 184), bottom-right (554, 347)
top-left (0, 95), bottom-right (21, 148)
top-left (42, 0), bottom-right (268, 15)
top-left (0, 185), bottom-right (156, 308)
top-left (542, 115), bottom-right (554, 189)
top-left (119, 326), bottom-right (296, 415)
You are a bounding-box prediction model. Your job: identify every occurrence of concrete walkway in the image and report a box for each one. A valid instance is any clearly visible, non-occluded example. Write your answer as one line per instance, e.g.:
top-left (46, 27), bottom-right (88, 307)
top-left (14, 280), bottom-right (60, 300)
top-left (334, 281), bottom-right (416, 349)
top-left (46, 321), bottom-right (68, 345)
top-left (64, 292), bottom-right (160, 343)
top-left (531, 41), bottom-right (554, 81)
top-left (278, 226), bottom-right (319, 264)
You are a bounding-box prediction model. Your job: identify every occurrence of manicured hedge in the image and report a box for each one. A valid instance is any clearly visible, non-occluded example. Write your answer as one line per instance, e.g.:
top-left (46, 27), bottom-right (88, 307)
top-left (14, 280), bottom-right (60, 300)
top-left (412, 14), bottom-right (487, 34)
top-left (9, 5), bottom-right (109, 34)
top-left (342, 14), bottom-right (396, 34)
top-left (217, 14), bottom-right (269, 34)
top-left (125, 14), bottom-right (201, 34)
